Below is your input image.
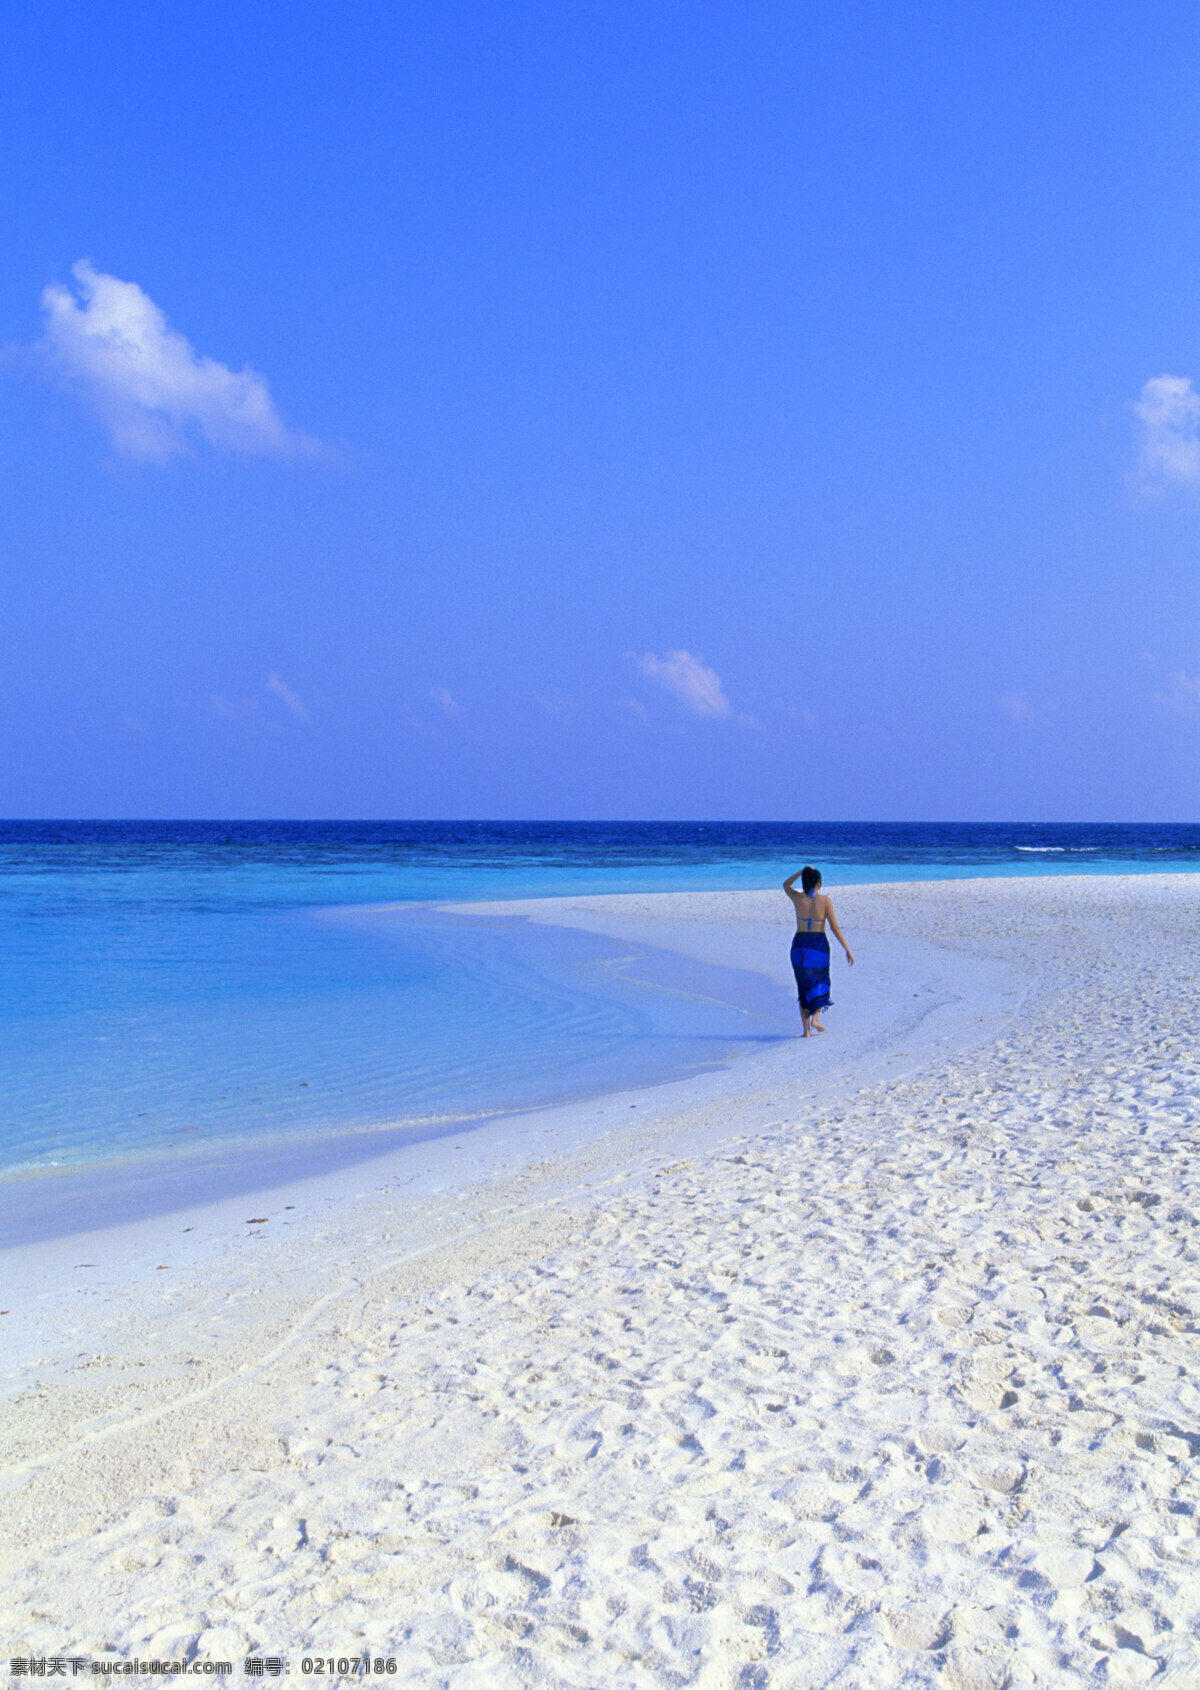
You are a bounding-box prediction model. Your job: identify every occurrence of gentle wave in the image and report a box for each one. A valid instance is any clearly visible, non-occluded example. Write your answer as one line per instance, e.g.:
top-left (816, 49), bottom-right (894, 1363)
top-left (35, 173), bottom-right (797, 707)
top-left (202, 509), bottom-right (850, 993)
top-left (1013, 845), bottom-right (1099, 853)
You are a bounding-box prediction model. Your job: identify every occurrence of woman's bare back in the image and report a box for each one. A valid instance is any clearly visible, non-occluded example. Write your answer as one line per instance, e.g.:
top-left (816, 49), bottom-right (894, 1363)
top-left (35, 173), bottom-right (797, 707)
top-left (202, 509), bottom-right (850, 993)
top-left (786, 887), bottom-right (827, 931)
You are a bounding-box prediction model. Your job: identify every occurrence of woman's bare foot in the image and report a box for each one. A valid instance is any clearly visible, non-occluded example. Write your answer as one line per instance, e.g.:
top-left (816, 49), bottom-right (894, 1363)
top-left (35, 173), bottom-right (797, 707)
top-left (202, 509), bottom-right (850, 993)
top-left (811, 1017), bottom-right (827, 1033)
top-left (800, 1014), bottom-right (812, 1038)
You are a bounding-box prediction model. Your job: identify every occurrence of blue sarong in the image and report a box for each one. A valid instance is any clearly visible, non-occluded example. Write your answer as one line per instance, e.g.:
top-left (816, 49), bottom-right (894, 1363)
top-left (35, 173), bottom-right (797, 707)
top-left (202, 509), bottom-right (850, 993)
top-left (790, 929), bottom-right (832, 1016)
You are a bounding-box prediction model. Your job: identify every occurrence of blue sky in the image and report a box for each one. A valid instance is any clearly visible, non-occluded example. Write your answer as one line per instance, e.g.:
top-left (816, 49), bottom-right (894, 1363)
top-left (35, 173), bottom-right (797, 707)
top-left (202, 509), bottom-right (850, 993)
top-left (3, 1), bottom-right (1200, 820)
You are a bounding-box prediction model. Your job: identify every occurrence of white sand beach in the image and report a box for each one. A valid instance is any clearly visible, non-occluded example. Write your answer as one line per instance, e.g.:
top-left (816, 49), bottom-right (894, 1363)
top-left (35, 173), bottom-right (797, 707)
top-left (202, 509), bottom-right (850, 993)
top-left (2, 875), bottom-right (1199, 1687)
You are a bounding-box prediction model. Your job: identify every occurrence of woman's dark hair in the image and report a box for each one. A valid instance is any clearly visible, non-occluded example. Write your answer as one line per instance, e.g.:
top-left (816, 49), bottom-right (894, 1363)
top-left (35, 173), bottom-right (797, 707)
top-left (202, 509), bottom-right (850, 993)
top-left (801, 866), bottom-right (822, 895)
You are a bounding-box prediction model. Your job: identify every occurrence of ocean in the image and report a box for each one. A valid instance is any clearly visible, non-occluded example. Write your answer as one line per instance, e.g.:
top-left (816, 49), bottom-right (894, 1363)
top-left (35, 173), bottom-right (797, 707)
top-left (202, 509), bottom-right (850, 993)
top-left (2, 820), bottom-right (1198, 1231)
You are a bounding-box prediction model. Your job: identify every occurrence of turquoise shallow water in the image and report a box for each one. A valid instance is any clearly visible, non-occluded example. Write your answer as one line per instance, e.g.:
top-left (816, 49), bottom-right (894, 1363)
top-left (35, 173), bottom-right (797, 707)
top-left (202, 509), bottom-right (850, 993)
top-left (1, 821), bottom-right (1197, 1214)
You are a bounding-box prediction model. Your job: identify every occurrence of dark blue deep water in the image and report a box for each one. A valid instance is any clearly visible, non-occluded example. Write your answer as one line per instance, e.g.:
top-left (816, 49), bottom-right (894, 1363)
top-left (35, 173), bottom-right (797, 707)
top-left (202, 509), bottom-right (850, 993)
top-left (6, 818), bottom-right (1199, 897)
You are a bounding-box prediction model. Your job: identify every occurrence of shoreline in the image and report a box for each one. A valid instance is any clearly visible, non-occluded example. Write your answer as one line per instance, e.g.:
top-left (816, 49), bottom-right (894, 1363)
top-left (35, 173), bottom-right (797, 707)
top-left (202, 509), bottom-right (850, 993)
top-left (0, 882), bottom-right (1015, 1396)
top-left (0, 900), bottom-right (797, 1246)
top-left (4, 873), bottom-right (1199, 1683)
top-left (0, 879), bottom-right (1009, 1253)
top-left (4, 858), bottom-right (1198, 1239)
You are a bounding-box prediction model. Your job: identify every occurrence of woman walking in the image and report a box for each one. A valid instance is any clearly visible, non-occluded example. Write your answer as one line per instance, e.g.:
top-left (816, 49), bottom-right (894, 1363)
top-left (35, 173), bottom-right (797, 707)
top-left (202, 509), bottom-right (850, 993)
top-left (783, 866), bottom-right (854, 1036)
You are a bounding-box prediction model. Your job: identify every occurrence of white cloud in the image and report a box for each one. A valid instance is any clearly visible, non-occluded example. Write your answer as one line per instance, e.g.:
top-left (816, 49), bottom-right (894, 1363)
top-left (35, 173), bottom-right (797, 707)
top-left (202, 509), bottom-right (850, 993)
top-left (267, 672), bottom-right (311, 722)
top-left (1133, 374), bottom-right (1200, 488)
top-left (638, 649), bottom-right (732, 718)
top-left (430, 686), bottom-right (462, 719)
top-left (34, 260), bottom-right (322, 462)
top-left (208, 675), bottom-right (310, 723)
top-left (1153, 670), bottom-right (1200, 717)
